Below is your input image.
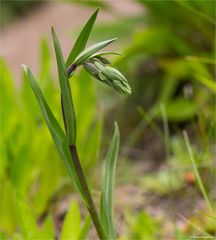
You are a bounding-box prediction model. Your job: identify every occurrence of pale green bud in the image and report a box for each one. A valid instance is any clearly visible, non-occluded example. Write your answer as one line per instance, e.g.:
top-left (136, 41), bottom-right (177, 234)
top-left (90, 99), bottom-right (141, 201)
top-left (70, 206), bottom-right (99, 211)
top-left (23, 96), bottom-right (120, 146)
top-left (83, 59), bottom-right (131, 95)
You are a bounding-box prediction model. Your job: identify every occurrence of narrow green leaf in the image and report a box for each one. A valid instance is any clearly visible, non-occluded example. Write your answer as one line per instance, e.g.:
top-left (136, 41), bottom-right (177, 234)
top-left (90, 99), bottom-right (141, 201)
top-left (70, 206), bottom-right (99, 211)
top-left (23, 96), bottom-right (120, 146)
top-left (194, 74), bottom-right (216, 93)
top-left (66, 8), bottom-right (99, 68)
top-left (16, 193), bottom-right (40, 239)
top-left (12, 233), bottom-right (23, 240)
top-left (61, 201), bottom-right (81, 240)
top-left (91, 51), bottom-right (122, 58)
top-left (0, 179), bottom-right (16, 233)
top-left (39, 216), bottom-right (54, 239)
top-left (157, 98), bottom-right (198, 121)
top-left (74, 38), bottom-right (117, 65)
top-left (22, 65), bottom-right (86, 202)
top-left (183, 131), bottom-right (213, 214)
top-left (52, 27), bottom-right (76, 145)
top-left (100, 122), bottom-right (120, 240)
top-left (100, 195), bottom-right (109, 238)
top-left (78, 215), bottom-right (91, 240)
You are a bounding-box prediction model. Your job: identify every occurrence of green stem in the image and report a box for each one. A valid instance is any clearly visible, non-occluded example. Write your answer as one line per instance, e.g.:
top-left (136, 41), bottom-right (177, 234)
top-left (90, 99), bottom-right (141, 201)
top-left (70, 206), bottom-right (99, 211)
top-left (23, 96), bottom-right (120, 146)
top-left (60, 64), bottom-right (107, 239)
top-left (69, 145), bottom-right (106, 239)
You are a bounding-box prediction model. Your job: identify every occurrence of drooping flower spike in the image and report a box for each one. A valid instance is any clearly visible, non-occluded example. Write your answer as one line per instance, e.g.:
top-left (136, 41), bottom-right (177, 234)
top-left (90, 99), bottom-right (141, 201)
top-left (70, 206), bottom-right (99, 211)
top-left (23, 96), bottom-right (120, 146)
top-left (83, 57), bottom-right (131, 95)
top-left (67, 34), bottom-right (131, 95)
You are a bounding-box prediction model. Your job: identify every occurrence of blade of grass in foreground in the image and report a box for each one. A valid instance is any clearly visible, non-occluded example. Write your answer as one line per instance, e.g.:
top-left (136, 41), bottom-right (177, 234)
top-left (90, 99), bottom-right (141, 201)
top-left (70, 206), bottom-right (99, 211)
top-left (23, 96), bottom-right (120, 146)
top-left (52, 28), bottom-right (76, 145)
top-left (16, 193), bottom-right (40, 239)
top-left (61, 201), bottom-right (81, 240)
top-left (78, 215), bottom-right (91, 240)
top-left (66, 8), bottom-right (99, 68)
top-left (183, 131), bottom-right (213, 214)
top-left (100, 122), bottom-right (120, 239)
top-left (22, 65), bottom-right (86, 201)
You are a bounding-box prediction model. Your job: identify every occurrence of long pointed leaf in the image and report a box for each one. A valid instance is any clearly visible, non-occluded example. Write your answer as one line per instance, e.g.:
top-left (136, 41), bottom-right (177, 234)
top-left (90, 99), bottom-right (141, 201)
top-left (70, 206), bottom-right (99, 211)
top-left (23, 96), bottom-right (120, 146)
top-left (78, 215), bottom-right (91, 240)
top-left (66, 8), bottom-right (99, 68)
top-left (39, 216), bottom-right (54, 239)
top-left (74, 38), bottom-right (117, 66)
top-left (61, 201), bottom-right (81, 240)
top-left (100, 195), bottom-right (109, 238)
top-left (100, 122), bottom-right (120, 239)
top-left (52, 27), bottom-right (76, 144)
top-left (22, 65), bottom-right (86, 202)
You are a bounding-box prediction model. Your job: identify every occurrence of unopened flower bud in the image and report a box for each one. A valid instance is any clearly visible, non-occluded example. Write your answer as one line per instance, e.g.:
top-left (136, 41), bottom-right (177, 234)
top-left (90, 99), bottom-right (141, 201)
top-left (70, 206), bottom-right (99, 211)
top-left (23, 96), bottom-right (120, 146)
top-left (83, 59), bottom-right (131, 95)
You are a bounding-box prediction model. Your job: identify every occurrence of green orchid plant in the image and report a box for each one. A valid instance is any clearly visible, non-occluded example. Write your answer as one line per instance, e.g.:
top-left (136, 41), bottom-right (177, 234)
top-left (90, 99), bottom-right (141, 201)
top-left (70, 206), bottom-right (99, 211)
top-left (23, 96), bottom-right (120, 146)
top-left (23, 8), bottom-right (131, 240)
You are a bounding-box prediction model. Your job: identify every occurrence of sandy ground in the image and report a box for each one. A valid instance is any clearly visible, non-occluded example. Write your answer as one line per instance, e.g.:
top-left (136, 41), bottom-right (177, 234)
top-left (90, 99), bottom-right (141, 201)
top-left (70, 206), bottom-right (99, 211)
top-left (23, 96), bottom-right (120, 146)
top-left (0, 1), bottom-right (142, 85)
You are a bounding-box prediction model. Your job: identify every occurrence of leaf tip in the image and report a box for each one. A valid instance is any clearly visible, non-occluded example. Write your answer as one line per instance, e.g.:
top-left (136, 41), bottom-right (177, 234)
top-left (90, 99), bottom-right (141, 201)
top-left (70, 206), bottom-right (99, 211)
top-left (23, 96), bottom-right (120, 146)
top-left (111, 37), bottom-right (118, 43)
top-left (114, 121), bottom-right (119, 135)
top-left (21, 64), bottom-right (28, 73)
top-left (95, 7), bottom-right (100, 14)
top-left (51, 26), bottom-right (56, 37)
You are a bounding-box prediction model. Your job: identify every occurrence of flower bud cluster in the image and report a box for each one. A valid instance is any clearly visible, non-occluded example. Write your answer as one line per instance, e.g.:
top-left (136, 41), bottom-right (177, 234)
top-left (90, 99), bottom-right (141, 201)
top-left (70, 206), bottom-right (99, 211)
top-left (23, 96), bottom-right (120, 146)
top-left (83, 57), bottom-right (131, 95)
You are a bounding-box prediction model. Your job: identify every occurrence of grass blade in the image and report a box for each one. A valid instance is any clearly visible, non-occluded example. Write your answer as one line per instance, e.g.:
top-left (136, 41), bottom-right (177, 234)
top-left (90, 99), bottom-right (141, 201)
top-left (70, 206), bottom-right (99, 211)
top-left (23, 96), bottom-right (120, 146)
top-left (16, 193), bottom-right (40, 239)
top-left (100, 122), bottom-right (120, 239)
top-left (39, 216), bottom-right (54, 239)
top-left (22, 65), bottom-right (85, 201)
top-left (183, 131), bottom-right (213, 214)
top-left (52, 27), bottom-right (76, 144)
top-left (74, 38), bottom-right (117, 66)
top-left (61, 201), bottom-right (81, 240)
top-left (78, 214), bottom-right (91, 240)
top-left (66, 8), bottom-right (99, 68)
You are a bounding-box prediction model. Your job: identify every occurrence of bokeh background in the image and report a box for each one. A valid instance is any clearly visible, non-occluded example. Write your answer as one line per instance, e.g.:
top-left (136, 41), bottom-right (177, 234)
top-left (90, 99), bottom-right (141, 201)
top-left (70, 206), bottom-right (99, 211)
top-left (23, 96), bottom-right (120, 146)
top-left (1, 0), bottom-right (215, 239)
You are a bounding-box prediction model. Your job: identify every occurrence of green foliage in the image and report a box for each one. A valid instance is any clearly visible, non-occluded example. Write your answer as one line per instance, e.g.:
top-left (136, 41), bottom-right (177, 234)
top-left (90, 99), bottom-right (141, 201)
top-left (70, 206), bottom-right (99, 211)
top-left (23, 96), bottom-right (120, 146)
top-left (61, 201), bottom-right (80, 239)
top-left (71, 69), bottom-right (102, 170)
top-left (0, 1), bottom-right (40, 27)
top-left (15, 194), bottom-right (54, 239)
top-left (100, 123), bottom-right (120, 239)
top-left (22, 65), bottom-right (85, 201)
top-left (154, 98), bottom-right (198, 122)
top-left (52, 28), bottom-right (76, 145)
top-left (66, 8), bottom-right (99, 68)
top-left (83, 59), bottom-right (131, 95)
top-left (109, 0), bottom-right (215, 133)
top-left (1, 2), bottom-right (215, 239)
top-left (78, 215), bottom-right (91, 240)
top-left (20, 8), bottom-right (125, 239)
top-left (141, 170), bottom-right (184, 194)
top-left (126, 211), bottom-right (157, 240)
top-left (184, 132), bottom-right (213, 214)
top-left (16, 194), bottom-right (43, 239)
top-left (11, 196), bottom-right (88, 240)
top-left (39, 216), bottom-right (55, 239)
top-left (74, 38), bottom-right (117, 66)
top-left (89, 16), bottom-right (142, 42)
top-left (61, 201), bottom-right (91, 240)
top-left (0, 179), bottom-right (16, 235)
top-left (0, 37), bottom-right (102, 237)
top-left (0, 58), bottom-right (100, 238)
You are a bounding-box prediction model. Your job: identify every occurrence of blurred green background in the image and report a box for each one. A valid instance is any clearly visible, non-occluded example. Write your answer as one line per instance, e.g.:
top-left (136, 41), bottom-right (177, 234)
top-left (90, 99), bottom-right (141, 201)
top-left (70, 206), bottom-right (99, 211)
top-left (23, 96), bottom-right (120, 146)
top-left (0, 0), bottom-right (215, 239)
